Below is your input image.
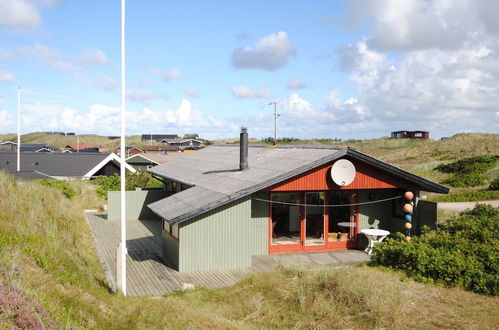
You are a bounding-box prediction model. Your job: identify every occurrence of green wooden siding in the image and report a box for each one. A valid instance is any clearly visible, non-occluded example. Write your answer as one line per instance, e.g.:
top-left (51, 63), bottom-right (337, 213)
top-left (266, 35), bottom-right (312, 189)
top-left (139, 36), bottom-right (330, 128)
top-left (358, 188), bottom-right (423, 234)
top-left (358, 189), bottom-right (393, 231)
top-left (162, 232), bottom-right (179, 269)
top-left (108, 190), bottom-right (169, 220)
top-left (176, 192), bottom-right (268, 272)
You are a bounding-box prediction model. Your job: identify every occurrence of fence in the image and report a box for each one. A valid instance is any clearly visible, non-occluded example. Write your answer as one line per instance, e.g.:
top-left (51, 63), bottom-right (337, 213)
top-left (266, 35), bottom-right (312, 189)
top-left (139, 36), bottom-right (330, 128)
top-left (107, 188), bottom-right (169, 220)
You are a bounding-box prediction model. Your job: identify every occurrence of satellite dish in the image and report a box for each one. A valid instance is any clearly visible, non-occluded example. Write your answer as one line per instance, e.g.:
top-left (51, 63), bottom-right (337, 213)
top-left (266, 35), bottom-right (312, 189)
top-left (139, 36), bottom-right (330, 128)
top-left (331, 159), bottom-right (356, 186)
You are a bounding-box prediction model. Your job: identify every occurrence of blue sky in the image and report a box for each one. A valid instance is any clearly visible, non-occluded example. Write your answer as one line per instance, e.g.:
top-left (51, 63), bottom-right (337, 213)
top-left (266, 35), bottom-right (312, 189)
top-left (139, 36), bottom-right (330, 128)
top-left (0, 0), bottom-right (498, 140)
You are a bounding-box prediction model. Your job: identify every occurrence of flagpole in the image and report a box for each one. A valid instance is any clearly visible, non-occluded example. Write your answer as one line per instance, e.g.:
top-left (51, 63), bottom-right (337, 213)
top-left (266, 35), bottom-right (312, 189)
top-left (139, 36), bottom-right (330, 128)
top-left (17, 87), bottom-right (20, 172)
top-left (118, 0), bottom-right (127, 296)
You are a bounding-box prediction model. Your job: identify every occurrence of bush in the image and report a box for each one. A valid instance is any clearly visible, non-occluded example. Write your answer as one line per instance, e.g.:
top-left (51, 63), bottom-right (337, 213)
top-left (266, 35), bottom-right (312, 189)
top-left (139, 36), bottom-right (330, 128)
top-left (435, 155), bottom-right (499, 174)
top-left (436, 155), bottom-right (498, 187)
top-left (427, 190), bottom-right (499, 202)
top-left (443, 173), bottom-right (484, 187)
top-left (92, 172), bottom-right (163, 199)
top-left (370, 205), bottom-right (499, 295)
top-left (489, 178), bottom-right (499, 191)
top-left (37, 179), bottom-right (76, 199)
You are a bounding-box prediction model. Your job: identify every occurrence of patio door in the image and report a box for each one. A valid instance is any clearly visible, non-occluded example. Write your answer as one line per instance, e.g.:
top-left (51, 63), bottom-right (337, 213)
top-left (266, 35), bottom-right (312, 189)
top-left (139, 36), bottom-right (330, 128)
top-left (304, 192), bottom-right (325, 246)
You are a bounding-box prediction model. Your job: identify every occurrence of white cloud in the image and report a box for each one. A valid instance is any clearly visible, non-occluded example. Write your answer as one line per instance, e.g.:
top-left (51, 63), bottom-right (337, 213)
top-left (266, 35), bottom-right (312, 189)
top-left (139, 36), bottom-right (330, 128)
top-left (0, 71), bottom-right (15, 82)
top-left (286, 78), bottom-right (308, 90)
top-left (18, 43), bottom-right (82, 74)
top-left (184, 88), bottom-right (200, 98)
top-left (334, 0), bottom-right (499, 137)
top-left (17, 44), bottom-right (110, 74)
top-left (150, 67), bottom-right (182, 81)
top-left (231, 85), bottom-right (271, 99)
top-left (7, 100), bottom-right (225, 138)
top-left (231, 31), bottom-right (295, 71)
top-left (84, 75), bottom-right (118, 91)
top-left (74, 48), bottom-right (109, 65)
top-left (0, 0), bottom-right (41, 30)
top-left (126, 89), bottom-right (156, 102)
top-left (0, 110), bottom-right (11, 127)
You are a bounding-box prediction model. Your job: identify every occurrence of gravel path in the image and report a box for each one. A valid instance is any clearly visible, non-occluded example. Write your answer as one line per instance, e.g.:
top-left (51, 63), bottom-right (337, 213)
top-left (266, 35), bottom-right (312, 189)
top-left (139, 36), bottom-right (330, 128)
top-left (438, 200), bottom-right (499, 212)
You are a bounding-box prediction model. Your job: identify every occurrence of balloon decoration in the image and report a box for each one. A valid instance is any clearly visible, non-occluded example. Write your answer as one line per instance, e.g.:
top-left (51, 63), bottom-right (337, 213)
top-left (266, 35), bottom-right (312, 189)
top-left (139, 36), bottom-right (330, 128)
top-left (403, 191), bottom-right (414, 242)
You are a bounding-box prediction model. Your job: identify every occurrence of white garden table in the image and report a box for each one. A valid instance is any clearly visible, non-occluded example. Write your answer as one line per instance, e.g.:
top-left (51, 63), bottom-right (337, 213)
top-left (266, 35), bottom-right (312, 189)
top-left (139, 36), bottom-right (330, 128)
top-left (360, 229), bottom-right (390, 255)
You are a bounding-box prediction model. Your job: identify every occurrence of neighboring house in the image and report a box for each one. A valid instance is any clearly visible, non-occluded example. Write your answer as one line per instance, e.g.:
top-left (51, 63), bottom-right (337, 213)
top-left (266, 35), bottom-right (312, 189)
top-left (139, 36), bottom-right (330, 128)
top-left (0, 152), bottom-right (136, 180)
top-left (45, 131), bottom-right (65, 135)
top-left (114, 146), bottom-right (143, 157)
top-left (0, 142), bottom-right (57, 153)
top-left (161, 139), bottom-right (203, 149)
top-left (391, 131), bottom-right (429, 139)
top-left (126, 154), bottom-right (160, 171)
top-left (183, 133), bottom-right (199, 139)
top-left (141, 134), bottom-right (178, 143)
top-left (142, 145), bottom-right (169, 153)
top-left (65, 144), bottom-right (101, 152)
top-left (146, 130), bottom-right (448, 272)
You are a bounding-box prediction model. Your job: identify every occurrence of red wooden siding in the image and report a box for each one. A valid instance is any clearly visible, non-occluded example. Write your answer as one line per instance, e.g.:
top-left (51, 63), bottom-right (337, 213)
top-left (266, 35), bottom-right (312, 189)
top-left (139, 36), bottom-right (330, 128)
top-left (268, 157), bottom-right (412, 191)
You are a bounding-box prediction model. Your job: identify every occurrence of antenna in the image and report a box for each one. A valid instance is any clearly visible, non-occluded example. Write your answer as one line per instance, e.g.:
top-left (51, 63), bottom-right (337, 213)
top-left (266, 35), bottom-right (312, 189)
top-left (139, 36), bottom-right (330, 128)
top-left (266, 101), bottom-right (281, 145)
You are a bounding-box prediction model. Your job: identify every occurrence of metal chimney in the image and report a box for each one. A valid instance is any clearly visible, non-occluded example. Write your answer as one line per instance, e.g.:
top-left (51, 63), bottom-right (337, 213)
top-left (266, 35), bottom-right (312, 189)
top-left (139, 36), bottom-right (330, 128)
top-left (240, 127), bottom-right (248, 171)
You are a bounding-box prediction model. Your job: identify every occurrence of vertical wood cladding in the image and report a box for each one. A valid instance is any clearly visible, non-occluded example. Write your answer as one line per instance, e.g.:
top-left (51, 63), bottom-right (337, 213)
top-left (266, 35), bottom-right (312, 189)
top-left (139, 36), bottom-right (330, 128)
top-left (268, 157), bottom-right (412, 191)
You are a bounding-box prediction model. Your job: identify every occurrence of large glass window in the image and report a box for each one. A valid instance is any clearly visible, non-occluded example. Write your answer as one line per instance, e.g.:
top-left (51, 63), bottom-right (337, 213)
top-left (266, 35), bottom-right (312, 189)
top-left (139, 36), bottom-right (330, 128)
top-left (305, 192), bottom-right (325, 245)
top-left (327, 191), bottom-right (355, 242)
top-left (271, 192), bottom-right (301, 245)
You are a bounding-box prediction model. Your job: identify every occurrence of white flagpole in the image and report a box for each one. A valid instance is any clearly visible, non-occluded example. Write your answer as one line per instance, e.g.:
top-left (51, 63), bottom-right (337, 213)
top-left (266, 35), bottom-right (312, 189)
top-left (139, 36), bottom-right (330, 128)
top-left (17, 87), bottom-right (20, 172)
top-left (117, 0), bottom-right (127, 296)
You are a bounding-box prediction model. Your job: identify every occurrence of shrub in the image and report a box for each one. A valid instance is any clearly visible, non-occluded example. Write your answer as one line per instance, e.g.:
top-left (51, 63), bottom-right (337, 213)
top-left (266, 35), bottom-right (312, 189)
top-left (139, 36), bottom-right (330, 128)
top-left (435, 155), bottom-right (498, 175)
top-left (443, 173), bottom-right (484, 187)
top-left (489, 178), bottom-right (499, 191)
top-left (92, 172), bottom-right (163, 199)
top-left (370, 205), bottom-right (499, 295)
top-left (435, 155), bottom-right (498, 187)
top-left (426, 190), bottom-right (499, 202)
top-left (37, 179), bottom-right (76, 199)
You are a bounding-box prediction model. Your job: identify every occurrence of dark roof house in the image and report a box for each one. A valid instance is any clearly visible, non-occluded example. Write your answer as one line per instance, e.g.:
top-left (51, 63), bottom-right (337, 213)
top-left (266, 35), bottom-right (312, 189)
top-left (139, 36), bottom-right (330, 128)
top-left (142, 134), bottom-right (178, 142)
top-left (0, 152), bottom-right (136, 180)
top-left (146, 130), bottom-right (448, 272)
top-left (391, 131), bottom-right (429, 139)
top-left (65, 144), bottom-right (101, 152)
top-left (0, 142), bottom-right (57, 153)
top-left (126, 154), bottom-right (160, 171)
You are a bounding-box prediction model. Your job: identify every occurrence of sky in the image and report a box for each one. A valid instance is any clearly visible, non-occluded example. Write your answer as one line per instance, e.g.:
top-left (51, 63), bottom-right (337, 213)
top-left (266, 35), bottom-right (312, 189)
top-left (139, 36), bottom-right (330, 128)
top-left (0, 0), bottom-right (498, 140)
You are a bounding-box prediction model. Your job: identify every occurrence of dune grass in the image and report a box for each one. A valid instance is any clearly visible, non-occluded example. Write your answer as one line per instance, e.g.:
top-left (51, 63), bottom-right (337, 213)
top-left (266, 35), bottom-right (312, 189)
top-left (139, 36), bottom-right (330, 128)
top-left (0, 172), bottom-right (498, 328)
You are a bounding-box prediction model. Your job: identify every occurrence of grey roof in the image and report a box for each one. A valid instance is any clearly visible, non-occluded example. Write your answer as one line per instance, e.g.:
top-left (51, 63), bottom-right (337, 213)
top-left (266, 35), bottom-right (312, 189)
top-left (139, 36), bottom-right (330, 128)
top-left (0, 152), bottom-right (110, 177)
top-left (148, 145), bottom-right (449, 225)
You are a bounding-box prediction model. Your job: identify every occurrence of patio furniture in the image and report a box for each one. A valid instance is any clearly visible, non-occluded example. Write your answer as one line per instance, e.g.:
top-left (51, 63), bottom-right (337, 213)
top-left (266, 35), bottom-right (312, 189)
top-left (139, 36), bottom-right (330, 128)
top-left (360, 229), bottom-right (390, 255)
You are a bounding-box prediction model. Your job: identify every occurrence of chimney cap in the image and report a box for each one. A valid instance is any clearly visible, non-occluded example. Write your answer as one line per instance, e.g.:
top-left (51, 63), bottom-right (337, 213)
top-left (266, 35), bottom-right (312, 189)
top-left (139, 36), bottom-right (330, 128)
top-left (240, 127), bottom-right (247, 134)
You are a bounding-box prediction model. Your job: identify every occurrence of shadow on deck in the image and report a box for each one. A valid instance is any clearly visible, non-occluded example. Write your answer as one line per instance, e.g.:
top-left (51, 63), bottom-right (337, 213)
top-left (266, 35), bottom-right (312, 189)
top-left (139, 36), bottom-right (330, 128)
top-left (84, 211), bottom-right (370, 297)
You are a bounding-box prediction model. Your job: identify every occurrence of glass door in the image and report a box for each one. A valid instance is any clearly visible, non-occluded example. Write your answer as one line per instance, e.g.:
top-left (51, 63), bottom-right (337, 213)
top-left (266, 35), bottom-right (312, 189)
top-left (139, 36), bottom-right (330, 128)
top-left (305, 192), bottom-right (325, 246)
top-left (271, 192), bottom-right (301, 246)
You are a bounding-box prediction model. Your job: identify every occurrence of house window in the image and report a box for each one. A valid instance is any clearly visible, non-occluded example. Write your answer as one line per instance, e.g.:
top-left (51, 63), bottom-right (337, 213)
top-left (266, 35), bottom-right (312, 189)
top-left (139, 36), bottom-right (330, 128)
top-left (414, 132), bottom-right (422, 137)
top-left (172, 224), bottom-right (179, 239)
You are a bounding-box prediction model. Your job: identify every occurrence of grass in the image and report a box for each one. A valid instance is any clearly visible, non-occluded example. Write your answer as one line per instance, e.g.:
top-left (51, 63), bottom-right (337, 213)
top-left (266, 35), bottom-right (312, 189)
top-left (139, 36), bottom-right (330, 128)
top-left (0, 172), bottom-right (498, 328)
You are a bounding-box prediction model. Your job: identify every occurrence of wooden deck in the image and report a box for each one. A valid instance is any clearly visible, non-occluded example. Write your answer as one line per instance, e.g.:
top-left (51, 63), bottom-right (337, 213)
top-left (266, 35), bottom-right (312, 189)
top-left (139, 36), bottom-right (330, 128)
top-left (84, 211), bottom-right (369, 296)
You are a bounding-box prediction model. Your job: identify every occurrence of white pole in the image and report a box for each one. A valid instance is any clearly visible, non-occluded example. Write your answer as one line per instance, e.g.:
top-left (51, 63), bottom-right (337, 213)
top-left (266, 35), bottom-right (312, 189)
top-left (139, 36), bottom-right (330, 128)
top-left (17, 87), bottom-right (20, 172)
top-left (118, 0), bottom-right (127, 296)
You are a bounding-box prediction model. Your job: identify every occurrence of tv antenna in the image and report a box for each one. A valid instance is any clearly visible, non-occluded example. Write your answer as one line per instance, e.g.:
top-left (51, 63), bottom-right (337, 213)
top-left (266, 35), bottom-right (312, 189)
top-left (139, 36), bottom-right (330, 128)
top-left (267, 101), bottom-right (281, 145)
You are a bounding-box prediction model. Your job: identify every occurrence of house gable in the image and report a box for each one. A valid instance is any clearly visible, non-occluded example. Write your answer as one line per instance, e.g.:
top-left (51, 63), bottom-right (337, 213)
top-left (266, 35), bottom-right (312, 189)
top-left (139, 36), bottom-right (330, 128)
top-left (268, 157), bottom-right (413, 191)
